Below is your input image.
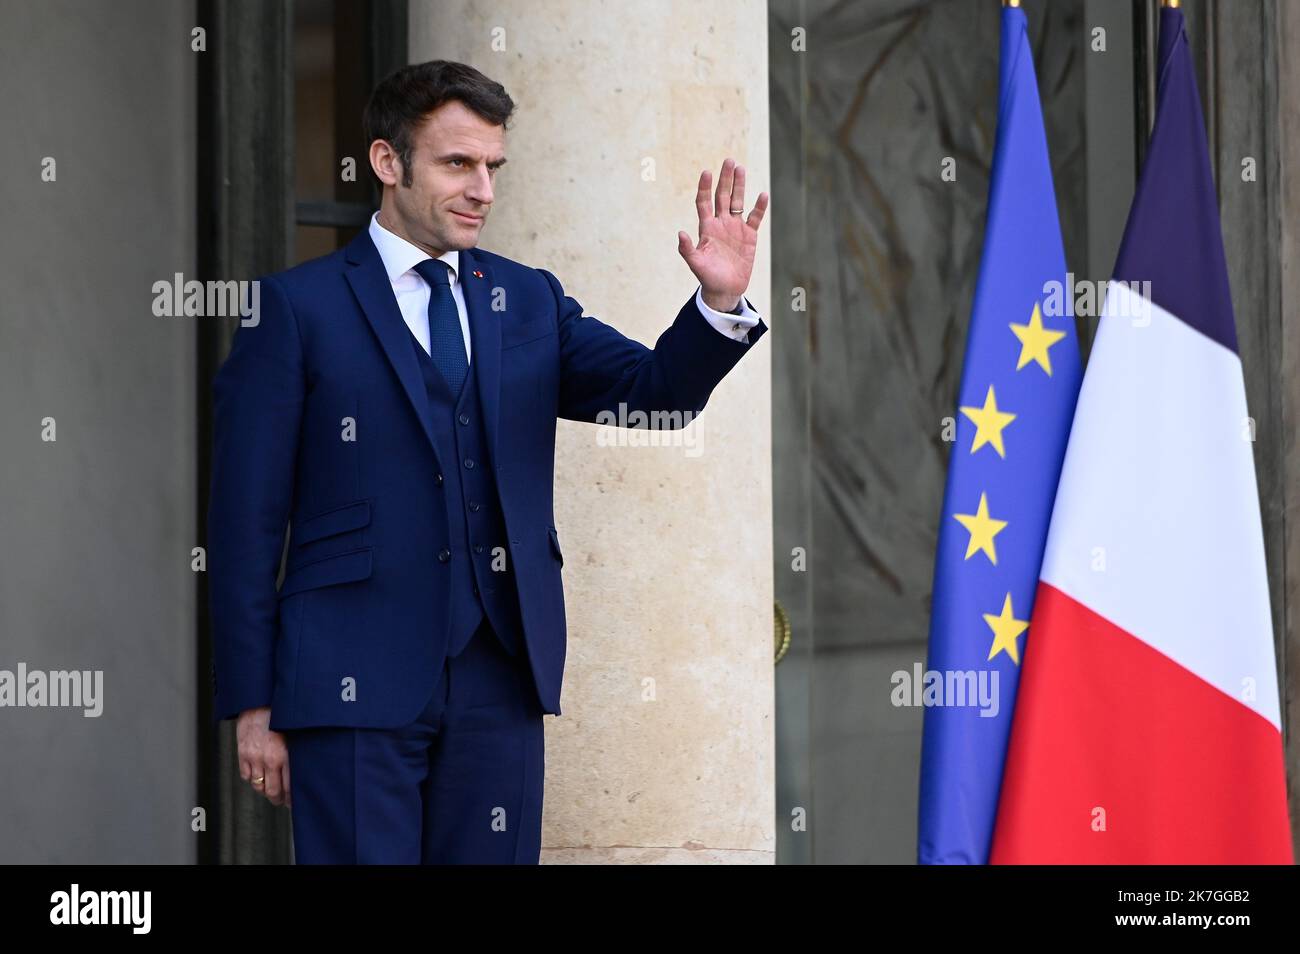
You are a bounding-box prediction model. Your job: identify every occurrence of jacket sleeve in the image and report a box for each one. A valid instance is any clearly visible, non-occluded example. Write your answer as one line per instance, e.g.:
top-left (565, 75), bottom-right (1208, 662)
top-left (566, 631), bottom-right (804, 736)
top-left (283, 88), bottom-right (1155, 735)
top-left (537, 267), bottom-right (768, 427)
top-left (207, 275), bottom-right (305, 723)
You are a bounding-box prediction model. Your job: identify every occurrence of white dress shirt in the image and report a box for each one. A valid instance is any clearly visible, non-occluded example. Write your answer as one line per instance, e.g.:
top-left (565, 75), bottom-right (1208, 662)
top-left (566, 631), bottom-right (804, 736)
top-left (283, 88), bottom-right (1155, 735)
top-left (367, 211), bottom-right (763, 358)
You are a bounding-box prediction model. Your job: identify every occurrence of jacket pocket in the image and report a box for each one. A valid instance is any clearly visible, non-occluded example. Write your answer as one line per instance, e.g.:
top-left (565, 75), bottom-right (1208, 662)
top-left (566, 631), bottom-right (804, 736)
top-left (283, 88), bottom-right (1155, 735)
top-left (547, 526), bottom-right (563, 567)
top-left (293, 499), bottom-right (372, 547)
top-left (278, 546), bottom-right (373, 599)
top-left (501, 321), bottom-right (556, 350)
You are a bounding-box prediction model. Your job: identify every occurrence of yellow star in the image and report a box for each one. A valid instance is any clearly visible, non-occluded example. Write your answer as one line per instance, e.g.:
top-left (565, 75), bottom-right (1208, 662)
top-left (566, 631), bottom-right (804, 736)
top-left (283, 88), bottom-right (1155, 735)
top-left (952, 492), bottom-right (1008, 565)
top-left (984, 593), bottom-right (1030, 665)
top-left (959, 385), bottom-right (1016, 458)
top-left (1010, 302), bottom-right (1067, 375)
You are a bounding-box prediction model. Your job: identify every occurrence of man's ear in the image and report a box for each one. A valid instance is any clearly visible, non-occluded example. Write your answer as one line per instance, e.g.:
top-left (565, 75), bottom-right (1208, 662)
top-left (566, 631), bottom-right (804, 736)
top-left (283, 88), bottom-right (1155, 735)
top-left (368, 139), bottom-right (401, 188)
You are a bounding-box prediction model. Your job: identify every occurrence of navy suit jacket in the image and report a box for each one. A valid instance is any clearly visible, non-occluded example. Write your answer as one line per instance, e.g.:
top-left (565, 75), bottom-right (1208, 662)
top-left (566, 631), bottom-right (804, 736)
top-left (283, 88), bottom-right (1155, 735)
top-left (208, 227), bottom-right (767, 730)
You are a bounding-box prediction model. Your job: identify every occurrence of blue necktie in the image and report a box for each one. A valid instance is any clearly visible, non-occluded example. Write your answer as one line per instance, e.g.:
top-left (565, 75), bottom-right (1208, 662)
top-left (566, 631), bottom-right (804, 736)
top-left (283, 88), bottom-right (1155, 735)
top-left (412, 258), bottom-right (468, 396)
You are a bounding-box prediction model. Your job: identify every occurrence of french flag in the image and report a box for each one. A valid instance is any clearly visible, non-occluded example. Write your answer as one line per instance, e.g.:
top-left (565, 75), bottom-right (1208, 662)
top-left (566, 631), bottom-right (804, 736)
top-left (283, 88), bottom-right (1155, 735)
top-left (989, 6), bottom-right (1294, 864)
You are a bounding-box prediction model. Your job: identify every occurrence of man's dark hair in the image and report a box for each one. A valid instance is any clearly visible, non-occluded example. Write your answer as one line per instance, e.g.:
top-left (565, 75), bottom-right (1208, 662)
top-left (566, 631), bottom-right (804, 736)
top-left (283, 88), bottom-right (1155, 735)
top-left (363, 60), bottom-right (515, 188)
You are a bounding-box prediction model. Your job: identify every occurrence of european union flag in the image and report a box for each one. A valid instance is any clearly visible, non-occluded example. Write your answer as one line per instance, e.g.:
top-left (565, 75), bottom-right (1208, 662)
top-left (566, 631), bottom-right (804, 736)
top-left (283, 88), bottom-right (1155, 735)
top-left (917, 5), bottom-right (1083, 865)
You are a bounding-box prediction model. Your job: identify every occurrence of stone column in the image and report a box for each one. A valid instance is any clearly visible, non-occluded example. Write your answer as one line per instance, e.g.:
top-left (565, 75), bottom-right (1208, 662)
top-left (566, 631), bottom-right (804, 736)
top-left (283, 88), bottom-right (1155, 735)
top-left (409, 1), bottom-right (775, 863)
top-left (1274, 0), bottom-right (1300, 858)
top-left (0, 0), bottom-right (198, 862)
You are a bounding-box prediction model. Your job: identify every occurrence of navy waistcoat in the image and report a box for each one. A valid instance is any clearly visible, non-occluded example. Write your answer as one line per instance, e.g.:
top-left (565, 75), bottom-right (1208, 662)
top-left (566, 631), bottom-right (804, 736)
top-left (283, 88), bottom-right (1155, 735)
top-left (404, 321), bottom-right (525, 659)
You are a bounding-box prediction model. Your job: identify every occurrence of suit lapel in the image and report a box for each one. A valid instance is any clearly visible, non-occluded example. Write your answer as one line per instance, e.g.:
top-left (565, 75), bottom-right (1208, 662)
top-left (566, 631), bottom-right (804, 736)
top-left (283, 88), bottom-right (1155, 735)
top-left (343, 229), bottom-right (504, 470)
top-left (343, 229), bottom-right (440, 461)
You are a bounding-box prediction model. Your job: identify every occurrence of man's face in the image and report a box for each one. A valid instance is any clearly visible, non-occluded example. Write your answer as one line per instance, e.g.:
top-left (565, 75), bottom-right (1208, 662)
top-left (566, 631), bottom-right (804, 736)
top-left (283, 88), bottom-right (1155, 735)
top-left (380, 99), bottom-right (506, 254)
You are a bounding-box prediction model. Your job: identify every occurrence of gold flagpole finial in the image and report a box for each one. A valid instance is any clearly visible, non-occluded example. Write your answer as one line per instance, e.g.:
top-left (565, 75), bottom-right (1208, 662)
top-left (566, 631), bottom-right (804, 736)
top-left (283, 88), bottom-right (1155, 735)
top-left (1161, 0), bottom-right (1181, 8)
top-left (1002, 0), bottom-right (1021, 7)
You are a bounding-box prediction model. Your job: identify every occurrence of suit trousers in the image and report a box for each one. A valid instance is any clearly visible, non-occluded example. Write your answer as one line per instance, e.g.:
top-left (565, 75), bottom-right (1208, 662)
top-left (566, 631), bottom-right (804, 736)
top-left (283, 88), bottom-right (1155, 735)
top-left (284, 618), bottom-right (546, 864)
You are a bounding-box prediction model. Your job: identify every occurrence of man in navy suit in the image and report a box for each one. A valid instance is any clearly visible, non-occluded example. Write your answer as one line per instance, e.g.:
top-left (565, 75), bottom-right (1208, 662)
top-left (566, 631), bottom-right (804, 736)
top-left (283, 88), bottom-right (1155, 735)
top-left (208, 60), bottom-right (768, 864)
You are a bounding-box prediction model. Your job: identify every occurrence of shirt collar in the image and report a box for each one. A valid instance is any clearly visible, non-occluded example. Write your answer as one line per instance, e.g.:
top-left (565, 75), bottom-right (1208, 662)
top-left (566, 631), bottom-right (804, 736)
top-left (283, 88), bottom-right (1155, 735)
top-left (369, 211), bottom-right (459, 286)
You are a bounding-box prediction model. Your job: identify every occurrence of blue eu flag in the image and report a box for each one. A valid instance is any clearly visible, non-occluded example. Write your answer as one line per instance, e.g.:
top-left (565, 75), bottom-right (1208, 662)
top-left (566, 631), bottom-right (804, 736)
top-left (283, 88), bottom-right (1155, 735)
top-left (917, 5), bottom-right (1082, 864)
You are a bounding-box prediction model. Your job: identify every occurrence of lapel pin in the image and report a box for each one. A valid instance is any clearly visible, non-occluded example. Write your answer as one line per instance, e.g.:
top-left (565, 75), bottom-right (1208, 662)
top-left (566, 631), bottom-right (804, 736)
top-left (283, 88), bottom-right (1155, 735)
top-left (473, 270), bottom-right (484, 278)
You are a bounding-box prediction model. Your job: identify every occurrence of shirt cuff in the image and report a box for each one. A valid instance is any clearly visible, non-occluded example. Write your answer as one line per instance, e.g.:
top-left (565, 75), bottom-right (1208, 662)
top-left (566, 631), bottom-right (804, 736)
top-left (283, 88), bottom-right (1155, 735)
top-left (695, 285), bottom-right (762, 344)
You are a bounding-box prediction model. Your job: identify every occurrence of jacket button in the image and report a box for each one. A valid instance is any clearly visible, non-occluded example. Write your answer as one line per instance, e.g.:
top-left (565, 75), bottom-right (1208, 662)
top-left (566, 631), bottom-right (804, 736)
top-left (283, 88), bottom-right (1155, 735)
top-left (438, 548), bottom-right (451, 563)
top-left (469, 502), bottom-right (481, 512)
top-left (435, 472), bottom-right (444, 485)
top-left (464, 458), bottom-right (475, 469)
top-left (458, 413), bottom-right (470, 425)
top-left (474, 544), bottom-right (484, 554)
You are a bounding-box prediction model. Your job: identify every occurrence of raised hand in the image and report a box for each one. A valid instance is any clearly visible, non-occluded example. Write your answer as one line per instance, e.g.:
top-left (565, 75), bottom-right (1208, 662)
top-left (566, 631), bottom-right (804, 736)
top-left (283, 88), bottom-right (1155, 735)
top-left (677, 158), bottom-right (769, 313)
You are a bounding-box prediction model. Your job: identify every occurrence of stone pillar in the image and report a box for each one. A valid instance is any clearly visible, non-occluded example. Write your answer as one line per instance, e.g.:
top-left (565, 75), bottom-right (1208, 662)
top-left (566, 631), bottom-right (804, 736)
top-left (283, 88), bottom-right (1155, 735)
top-left (1274, 0), bottom-right (1300, 858)
top-left (410, 0), bottom-right (774, 863)
top-left (0, 0), bottom-right (197, 863)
